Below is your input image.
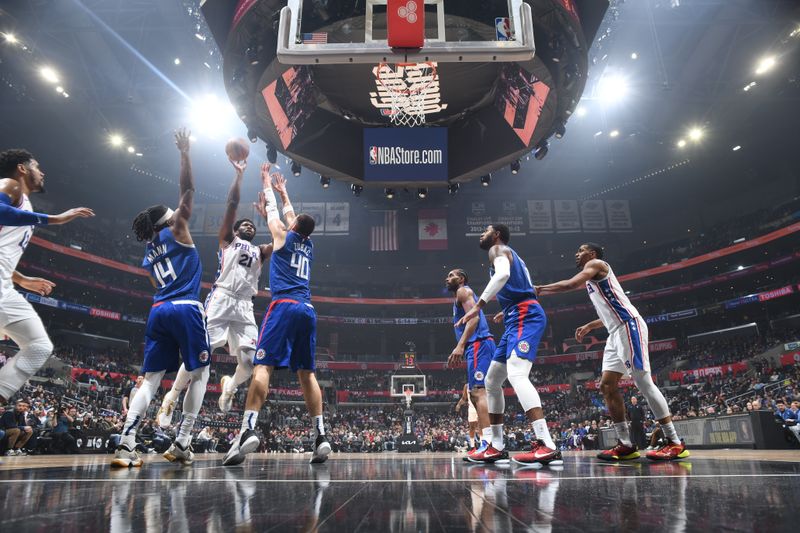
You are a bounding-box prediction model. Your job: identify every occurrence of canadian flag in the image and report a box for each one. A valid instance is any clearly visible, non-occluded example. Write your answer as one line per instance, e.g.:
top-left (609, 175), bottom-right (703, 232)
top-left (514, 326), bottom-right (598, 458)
top-left (418, 209), bottom-right (447, 250)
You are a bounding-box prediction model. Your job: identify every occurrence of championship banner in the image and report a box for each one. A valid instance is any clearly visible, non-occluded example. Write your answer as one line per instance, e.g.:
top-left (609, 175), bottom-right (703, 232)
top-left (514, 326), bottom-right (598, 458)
top-left (527, 200), bottom-right (554, 233)
top-left (418, 209), bottom-right (448, 250)
top-left (606, 200), bottom-right (632, 231)
top-left (554, 200), bottom-right (580, 233)
top-left (324, 202), bottom-right (350, 235)
top-left (580, 200), bottom-right (607, 233)
top-left (465, 201), bottom-right (525, 237)
top-left (498, 201), bottom-right (526, 236)
top-left (294, 202), bottom-right (326, 233)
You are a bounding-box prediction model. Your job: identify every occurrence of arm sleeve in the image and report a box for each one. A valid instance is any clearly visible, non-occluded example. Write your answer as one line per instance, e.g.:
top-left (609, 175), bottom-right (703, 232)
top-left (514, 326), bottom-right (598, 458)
top-left (479, 255), bottom-right (511, 304)
top-left (0, 193), bottom-right (49, 226)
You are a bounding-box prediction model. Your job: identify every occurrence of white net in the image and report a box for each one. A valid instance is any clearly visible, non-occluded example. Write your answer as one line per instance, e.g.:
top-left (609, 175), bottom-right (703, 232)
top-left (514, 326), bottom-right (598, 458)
top-left (376, 62), bottom-right (437, 127)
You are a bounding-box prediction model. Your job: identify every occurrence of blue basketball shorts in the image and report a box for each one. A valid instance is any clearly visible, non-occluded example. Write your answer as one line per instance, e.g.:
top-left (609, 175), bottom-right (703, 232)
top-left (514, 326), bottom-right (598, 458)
top-left (255, 299), bottom-right (317, 372)
top-left (493, 299), bottom-right (546, 363)
top-left (465, 337), bottom-right (495, 390)
top-left (143, 300), bottom-right (211, 373)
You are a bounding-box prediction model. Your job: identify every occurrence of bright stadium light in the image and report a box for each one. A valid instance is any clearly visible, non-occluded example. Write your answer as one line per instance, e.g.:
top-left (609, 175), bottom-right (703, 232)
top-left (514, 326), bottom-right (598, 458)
top-left (40, 66), bottom-right (59, 84)
top-left (55, 86), bottom-right (64, 93)
top-left (732, 145), bottom-right (741, 151)
top-left (575, 106), bottom-right (587, 117)
top-left (609, 129), bottom-right (620, 138)
top-left (755, 56), bottom-right (776, 75)
top-left (4, 33), bottom-right (18, 44)
top-left (189, 94), bottom-right (238, 137)
top-left (596, 73), bottom-right (629, 104)
top-left (174, 58), bottom-right (181, 65)
top-left (630, 52), bottom-right (638, 60)
top-left (109, 134), bottom-right (124, 147)
top-left (676, 139), bottom-right (687, 148)
top-left (127, 146), bottom-right (135, 153)
top-left (688, 127), bottom-right (703, 141)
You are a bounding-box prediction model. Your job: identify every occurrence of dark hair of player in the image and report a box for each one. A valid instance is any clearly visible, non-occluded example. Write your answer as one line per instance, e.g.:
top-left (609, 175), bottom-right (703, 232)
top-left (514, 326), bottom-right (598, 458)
top-left (0, 149), bottom-right (34, 179)
top-left (294, 213), bottom-right (316, 237)
top-left (584, 242), bottom-right (604, 259)
top-left (234, 218), bottom-right (254, 232)
top-left (454, 269), bottom-right (468, 285)
top-left (132, 204), bottom-right (170, 242)
top-left (491, 223), bottom-right (510, 244)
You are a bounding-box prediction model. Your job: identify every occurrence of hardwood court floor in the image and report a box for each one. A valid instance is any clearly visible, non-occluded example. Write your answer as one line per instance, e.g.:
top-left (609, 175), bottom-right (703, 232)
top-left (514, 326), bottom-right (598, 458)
top-left (1, 450), bottom-right (798, 531)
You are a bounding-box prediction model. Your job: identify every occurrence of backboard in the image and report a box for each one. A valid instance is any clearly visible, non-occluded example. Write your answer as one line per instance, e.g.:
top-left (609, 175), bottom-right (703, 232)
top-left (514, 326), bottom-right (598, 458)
top-left (278, 0), bottom-right (535, 64)
top-left (390, 374), bottom-right (427, 397)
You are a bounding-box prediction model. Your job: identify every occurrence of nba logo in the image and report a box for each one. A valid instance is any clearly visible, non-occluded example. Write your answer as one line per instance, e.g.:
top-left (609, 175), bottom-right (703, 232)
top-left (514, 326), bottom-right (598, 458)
top-left (369, 146), bottom-right (378, 165)
top-left (496, 17), bottom-right (511, 41)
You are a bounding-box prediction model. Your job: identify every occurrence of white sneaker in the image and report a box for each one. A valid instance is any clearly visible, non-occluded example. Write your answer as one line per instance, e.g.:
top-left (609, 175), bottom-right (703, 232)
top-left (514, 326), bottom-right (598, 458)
top-left (111, 445), bottom-right (144, 468)
top-left (223, 429), bottom-right (260, 466)
top-left (157, 393), bottom-right (177, 428)
top-left (218, 375), bottom-right (234, 413)
top-left (5, 450), bottom-right (18, 457)
top-left (163, 441), bottom-right (194, 465)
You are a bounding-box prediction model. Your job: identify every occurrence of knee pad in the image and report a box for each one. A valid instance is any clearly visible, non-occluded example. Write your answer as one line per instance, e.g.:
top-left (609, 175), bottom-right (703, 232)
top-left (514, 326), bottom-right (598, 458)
top-left (485, 361), bottom-right (507, 414)
top-left (507, 356), bottom-right (541, 411)
top-left (632, 370), bottom-right (670, 420)
top-left (15, 341), bottom-right (54, 376)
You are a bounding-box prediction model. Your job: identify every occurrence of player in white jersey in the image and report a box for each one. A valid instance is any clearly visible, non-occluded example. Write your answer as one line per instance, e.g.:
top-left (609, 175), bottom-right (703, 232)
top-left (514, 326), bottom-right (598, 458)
top-left (157, 157), bottom-right (272, 426)
top-left (536, 243), bottom-right (689, 461)
top-left (0, 149), bottom-right (94, 402)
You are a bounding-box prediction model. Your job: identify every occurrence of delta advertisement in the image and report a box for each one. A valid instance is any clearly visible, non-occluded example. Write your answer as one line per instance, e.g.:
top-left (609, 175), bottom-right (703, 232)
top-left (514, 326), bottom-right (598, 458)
top-left (363, 127), bottom-right (448, 181)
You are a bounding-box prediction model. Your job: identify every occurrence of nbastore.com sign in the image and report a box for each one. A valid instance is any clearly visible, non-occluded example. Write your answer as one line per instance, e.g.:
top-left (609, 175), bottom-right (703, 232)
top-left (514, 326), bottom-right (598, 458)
top-left (363, 127), bottom-right (447, 181)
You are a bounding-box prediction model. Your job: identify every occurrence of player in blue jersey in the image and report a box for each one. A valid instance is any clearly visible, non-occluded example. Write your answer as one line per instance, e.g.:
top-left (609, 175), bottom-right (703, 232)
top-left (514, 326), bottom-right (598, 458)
top-left (224, 163), bottom-right (329, 466)
top-left (112, 128), bottom-right (210, 468)
top-left (457, 224), bottom-right (562, 466)
top-left (446, 268), bottom-right (495, 461)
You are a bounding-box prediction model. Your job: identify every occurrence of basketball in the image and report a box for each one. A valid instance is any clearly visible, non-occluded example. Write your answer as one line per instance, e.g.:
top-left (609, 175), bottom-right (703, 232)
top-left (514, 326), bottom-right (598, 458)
top-left (225, 137), bottom-right (250, 161)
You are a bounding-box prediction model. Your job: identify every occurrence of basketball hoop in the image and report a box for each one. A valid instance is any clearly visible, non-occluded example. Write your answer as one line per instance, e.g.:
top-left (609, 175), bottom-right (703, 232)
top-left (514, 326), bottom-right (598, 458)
top-left (403, 388), bottom-right (413, 408)
top-left (375, 62), bottom-right (438, 127)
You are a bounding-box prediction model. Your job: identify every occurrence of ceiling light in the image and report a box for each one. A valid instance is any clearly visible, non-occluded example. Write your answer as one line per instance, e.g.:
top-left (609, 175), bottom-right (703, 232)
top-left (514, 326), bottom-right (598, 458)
top-left (109, 134), bottom-right (124, 147)
top-left (575, 106), bottom-right (587, 117)
top-left (596, 74), bottom-right (629, 104)
top-left (534, 140), bottom-right (549, 160)
top-left (247, 128), bottom-right (258, 143)
top-left (189, 94), bottom-right (237, 137)
top-left (676, 139), bottom-right (687, 148)
top-left (743, 81), bottom-right (757, 92)
top-left (609, 130), bottom-right (620, 138)
top-left (480, 175), bottom-right (491, 187)
top-left (174, 58), bottom-right (181, 65)
top-left (55, 86), bottom-right (63, 93)
top-left (351, 184), bottom-right (363, 197)
top-left (127, 146), bottom-right (135, 153)
top-left (448, 183), bottom-right (460, 195)
top-left (510, 160), bottom-right (521, 174)
top-left (266, 143), bottom-right (277, 164)
top-left (732, 145), bottom-right (741, 151)
top-left (688, 127), bottom-right (703, 141)
top-left (417, 187), bottom-right (428, 199)
top-left (62, 92), bottom-right (69, 98)
top-left (40, 66), bottom-right (59, 84)
top-left (320, 176), bottom-right (330, 188)
top-left (630, 52), bottom-right (638, 60)
top-left (755, 56), bottom-right (776, 75)
top-left (4, 33), bottom-right (18, 44)
top-left (553, 121), bottom-right (566, 139)
top-left (194, 33), bottom-right (206, 41)
top-left (594, 131), bottom-right (603, 137)
top-left (291, 161), bottom-right (302, 176)
top-left (737, 265), bottom-right (744, 271)
top-left (384, 188), bottom-right (395, 199)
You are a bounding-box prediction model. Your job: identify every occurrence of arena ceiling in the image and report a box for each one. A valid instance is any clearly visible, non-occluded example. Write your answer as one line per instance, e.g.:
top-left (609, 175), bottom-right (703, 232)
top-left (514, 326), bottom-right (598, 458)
top-left (0, 0), bottom-right (798, 216)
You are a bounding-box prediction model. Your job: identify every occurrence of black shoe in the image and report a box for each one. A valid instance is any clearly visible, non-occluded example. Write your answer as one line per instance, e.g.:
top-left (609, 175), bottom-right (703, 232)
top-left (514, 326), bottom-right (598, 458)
top-left (310, 434), bottom-right (331, 464)
top-left (223, 429), bottom-right (260, 466)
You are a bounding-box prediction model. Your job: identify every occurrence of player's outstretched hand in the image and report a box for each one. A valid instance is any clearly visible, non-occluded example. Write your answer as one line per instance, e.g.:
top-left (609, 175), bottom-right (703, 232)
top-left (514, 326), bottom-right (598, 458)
top-left (174, 127), bottom-right (191, 153)
top-left (271, 171), bottom-right (287, 194)
top-left (575, 324), bottom-right (591, 343)
top-left (255, 192), bottom-right (267, 219)
top-left (18, 277), bottom-right (55, 296)
top-left (492, 312), bottom-right (503, 324)
top-left (230, 158), bottom-right (247, 176)
top-left (260, 163), bottom-right (272, 189)
top-left (447, 347), bottom-right (465, 368)
top-left (50, 207), bottom-right (95, 225)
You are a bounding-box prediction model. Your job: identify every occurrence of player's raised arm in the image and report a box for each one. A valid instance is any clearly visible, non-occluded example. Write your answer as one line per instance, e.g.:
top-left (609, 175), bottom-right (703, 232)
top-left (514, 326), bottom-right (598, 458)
top-left (219, 159), bottom-right (247, 247)
top-left (256, 163), bottom-right (288, 250)
top-left (536, 259), bottom-right (605, 295)
top-left (456, 244), bottom-right (511, 327)
top-left (171, 127), bottom-right (195, 245)
top-left (271, 171), bottom-right (296, 227)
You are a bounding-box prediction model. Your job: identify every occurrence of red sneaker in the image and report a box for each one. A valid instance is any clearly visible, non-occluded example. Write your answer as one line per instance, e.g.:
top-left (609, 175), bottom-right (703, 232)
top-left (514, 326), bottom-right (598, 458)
top-left (597, 441), bottom-right (640, 461)
top-left (646, 442), bottom-right (689, 461)
top-left (463, 446), bottom-right (477, 462)
top-left (512, 440), bottom-right (563, 466)
top-left (467, 444), bottom-right (509, 463)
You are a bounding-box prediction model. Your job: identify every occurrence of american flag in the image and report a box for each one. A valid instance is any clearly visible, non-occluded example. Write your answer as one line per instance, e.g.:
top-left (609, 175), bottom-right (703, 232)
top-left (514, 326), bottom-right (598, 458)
top-left (302, 32), bottom-right (328, 44)
top-left (370, 210), bottom-right (398, 252)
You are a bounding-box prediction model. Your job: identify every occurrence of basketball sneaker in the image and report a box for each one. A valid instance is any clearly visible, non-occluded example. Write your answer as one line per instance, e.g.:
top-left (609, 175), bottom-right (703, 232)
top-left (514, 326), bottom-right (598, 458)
top-left (645, 441), bottom-right (689, 461)
top-left (163, 441), bottom-right (194, 465)
top-left (463, 445), bottom-right (477, 462)
top-left (597, 441), bottom-right (640, 461)
top-left (157, 392), bottom-right (177, 428)
top-left (310, 434), bottom-right (331, 464)
top-left (218, 375), bottom-right (234, 413)
top-left (512, 440), bottom-right (563, 467)
top-left (467, 444), bottom-right (509, 464)
top-left (223, 429), bottom-right (260, 466)
top-left (111, 444), bottom-right (144, 468)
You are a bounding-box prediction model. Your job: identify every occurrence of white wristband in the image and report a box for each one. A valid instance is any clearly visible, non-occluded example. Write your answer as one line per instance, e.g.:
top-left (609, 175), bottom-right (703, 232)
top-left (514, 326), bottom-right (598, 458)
top-left (282, 203), bottom-right (294, 215)
top-left (262, 188), bottom-right (279, 222)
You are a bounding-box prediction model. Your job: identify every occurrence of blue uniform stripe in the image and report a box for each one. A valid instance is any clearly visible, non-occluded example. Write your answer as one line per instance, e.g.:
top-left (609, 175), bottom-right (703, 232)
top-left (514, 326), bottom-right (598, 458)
top-left (627, 319), bottom-right (645, 370)
top-left (597, 279), bottom-right (632, 321)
